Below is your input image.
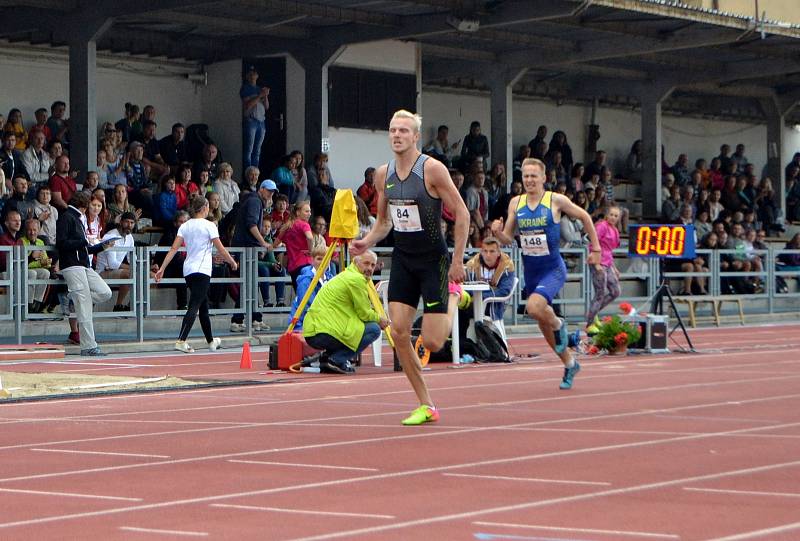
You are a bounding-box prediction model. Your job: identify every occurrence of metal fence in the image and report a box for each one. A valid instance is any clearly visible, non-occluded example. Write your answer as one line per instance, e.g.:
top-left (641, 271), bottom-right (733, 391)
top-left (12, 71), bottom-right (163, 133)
top-left (1, 244), bottom-right (799, 344)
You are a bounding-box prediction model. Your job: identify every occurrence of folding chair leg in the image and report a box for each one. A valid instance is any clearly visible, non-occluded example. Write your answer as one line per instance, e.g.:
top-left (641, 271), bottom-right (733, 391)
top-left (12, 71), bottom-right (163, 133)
top-left (371, 337), bottom-right (382, 367)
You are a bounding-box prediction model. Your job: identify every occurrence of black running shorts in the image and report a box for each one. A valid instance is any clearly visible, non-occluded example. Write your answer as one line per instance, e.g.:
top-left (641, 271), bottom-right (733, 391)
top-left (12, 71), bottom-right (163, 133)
top-left (388, 250), bottom-right (449, 314)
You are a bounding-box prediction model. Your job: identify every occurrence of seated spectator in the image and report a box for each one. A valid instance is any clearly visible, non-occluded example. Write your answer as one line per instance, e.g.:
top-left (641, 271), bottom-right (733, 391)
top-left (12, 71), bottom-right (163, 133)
top-left (28, 108), bottom-right (51, 142)
top-left (157, 177), bottom-right (178, 227)
top-left (356, 197), bottom-right (375, 240)
top-left (311, 215), bottom-right (328, 254)
top-left (467, 220), bottom-right (482, 249)
top-left (206, 192), bottom-right (222, 224)
top-left (465, 170), bottom-right (489, 229)
top-left (694, 209), bottom-right (712, 240)
top-left (755, 177), bottom-right (781, 233)
top-left (137, 120), bottom-right (169, 181)
top-left (356, 167), bottom-right (377, 217)
top-left (732, 143), bottom-right (749, 174)
top-left (708, 157), bottom-right (724, 190)
top-left (486, 163), bottom-right (507, 210)
top-left (1, 132), bottom-right (28, 182)
top-left (709, 188), bottom-right (724, 221)
top-left (213, 162), bottom-right (239, 216)
top-left (195, 168), bottom-right (212, 195)
top-left (464, 237), bottom-right (515, 323)
top-left (719, 176), bottom-right (740, 212)
top-left (260, 216), bottom-right (287, 307)
top-left (240, 166), bottom-right (260, 194)
top-left (491, 179), bottom-right (522, 222)
top-left (0, 210), bottom-right (23, 275)
top-left (290, 150), bottom-right (308, 203)
top-left (568, 163), bottom-right (584, 193)
top-left (778, 233), bottom-right (800, 272)
top-left (671, 153), bottom-right (691, 186)
top-left (151, 211), bottom-right (189, 310)
top-left (272, 154), bottom-right (295, 201)
top-left (309, 167), bottom-right (336, 224)
top-left (84, 195), bottom-right (106, 248)
top-left (21, 128), bottom-right (51, 189)
top-left (159, 123), bottom-right (188, 173)
top-left (460, 121), bottom-right (490, 168)
top-left (81, 171), bottom-right (100, 195)
top-left (693, 159), bottom-right (711, 191)
top-left (175, 165), bottom-right (198, 211)
top-left (303, 251), bottom-right (386, 374)
top-left (115, 103), bottom-right (138, 143)
top-left (124, 142), bottom-right (155, 218)
top-left (582, 150), bottom-right (606, 183)
top-left (424, 124), bottom-right (459, 167)
top-left (288, 245), bottom-right (334, 330)
top-left (588, 185), bottom-right (608, 220)
top-left (307, 152), bottom-right (334, 190)
top-left (717, 144), bottom-right (733, 173)
top-left (513, 145), bottom-right (530, 183)
top-left (31, 185), bottom-right (58, 244)
top-left (625, 140), bottom-right (642, 182)
top-left (5, 109), bottom-right (27, 150)
top-left (696, 188), bottom-right (711, 217)
top-left (270, 194), bottom-right (290, 232)
top-left (2, 176), bottom-right (33, 222)
top-left (96, 212), bottom-right (136, 311)
top-left (47, 139), bottom-right (64, 164)
top-left (101, 139), bottom-right (127, 188)
top-left (546, 130), bottom-right (573, 173)
top-left (193, 143), bottom-right (220, 185)
top-left (107, 184), bottom-right (139, 227)
top-left (527, 125), bottom-right (547, 157)
top-left (16, 217), bottom-right (52, 313)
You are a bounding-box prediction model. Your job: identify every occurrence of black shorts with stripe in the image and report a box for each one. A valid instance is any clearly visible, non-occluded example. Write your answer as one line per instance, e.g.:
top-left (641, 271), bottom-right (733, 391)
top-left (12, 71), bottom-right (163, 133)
top-left (388, 249), bottom-right (449, 314)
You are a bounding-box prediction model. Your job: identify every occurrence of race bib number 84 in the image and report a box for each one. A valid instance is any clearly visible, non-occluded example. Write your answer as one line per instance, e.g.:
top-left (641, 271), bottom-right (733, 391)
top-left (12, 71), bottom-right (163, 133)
top-left (389, 200), bottom-right (423, 232)
top-left (521, 232), bottom-right (549, 256)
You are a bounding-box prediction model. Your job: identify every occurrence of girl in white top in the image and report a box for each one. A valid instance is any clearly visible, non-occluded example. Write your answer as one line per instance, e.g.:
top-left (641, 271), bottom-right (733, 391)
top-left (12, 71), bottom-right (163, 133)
top-left (155, 196), bottom-right (238, 353)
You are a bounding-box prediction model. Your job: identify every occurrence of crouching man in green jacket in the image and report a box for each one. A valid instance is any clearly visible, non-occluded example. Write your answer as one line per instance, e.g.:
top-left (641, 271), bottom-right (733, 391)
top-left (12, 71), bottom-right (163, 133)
top-left (303, 250), bottom-right (389, 373)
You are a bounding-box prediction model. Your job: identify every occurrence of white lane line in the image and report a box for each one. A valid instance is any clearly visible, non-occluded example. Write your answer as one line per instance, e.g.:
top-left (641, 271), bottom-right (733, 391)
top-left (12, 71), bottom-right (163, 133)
top-left (119, 526), bottom-right (208, 537)
top-left (1, 420), bottom-right (800, 531)
top-left (443, 473), bottom-right (610, 486)
top-left (31, 448), bottom-right (170, 459)
top-left (684, 487), bottom-right (800, 498)
top-left (0, 487), bottom-right (141, 502)
top-left (705, 520), bottom-right (800, 541)
top-left (210, 503), bottom-right (394, 519)
top-left (2, 389), bottom-right (799, 486)
top-left (227, 460), bottom-right (378, 472)
top-left (473, 521), bottom-right (680, 539)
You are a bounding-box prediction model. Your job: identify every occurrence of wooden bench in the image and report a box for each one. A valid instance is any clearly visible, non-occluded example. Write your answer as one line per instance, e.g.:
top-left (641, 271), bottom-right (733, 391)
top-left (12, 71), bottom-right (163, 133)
top-left (673, 296), bottom-right (745, 327)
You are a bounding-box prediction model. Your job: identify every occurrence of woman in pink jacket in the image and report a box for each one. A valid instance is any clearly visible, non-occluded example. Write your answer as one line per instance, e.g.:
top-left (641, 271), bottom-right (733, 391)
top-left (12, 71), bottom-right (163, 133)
top-left (586, 205), bottom-right (621, 327)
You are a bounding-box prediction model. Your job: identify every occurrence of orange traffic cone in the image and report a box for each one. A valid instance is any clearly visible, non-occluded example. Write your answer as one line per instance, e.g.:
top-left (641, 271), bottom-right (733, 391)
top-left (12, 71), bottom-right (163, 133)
top-left (240, 342), bottom-right (253, 369)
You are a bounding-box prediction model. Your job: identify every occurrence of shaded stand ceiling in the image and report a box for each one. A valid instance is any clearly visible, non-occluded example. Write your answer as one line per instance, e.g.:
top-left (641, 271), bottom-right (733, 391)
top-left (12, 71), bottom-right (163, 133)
top-left (3, 0), bottom-right (800, 123)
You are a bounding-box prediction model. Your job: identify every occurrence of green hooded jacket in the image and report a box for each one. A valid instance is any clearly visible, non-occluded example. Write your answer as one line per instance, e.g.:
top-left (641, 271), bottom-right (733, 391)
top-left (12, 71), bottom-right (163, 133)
top-left (303, 261), bottom-right (380, 351)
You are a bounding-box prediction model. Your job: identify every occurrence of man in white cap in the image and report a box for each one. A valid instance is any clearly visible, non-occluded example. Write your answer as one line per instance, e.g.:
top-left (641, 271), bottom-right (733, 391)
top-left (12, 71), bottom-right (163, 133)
top-left (230, 179), bottom-right (277, 332)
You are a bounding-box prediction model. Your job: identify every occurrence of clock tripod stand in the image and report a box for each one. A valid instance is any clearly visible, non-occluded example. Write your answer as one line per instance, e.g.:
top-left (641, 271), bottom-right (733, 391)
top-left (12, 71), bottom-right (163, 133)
top-left (649, 258), bottom-right (696, 352)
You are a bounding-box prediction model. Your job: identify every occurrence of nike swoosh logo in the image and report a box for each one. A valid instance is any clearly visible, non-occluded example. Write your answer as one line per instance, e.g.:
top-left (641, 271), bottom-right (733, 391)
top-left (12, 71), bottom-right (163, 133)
top-left (386, 183), bottom-right (395, 189)
top-left (425, 301), bottom-right (440, 308)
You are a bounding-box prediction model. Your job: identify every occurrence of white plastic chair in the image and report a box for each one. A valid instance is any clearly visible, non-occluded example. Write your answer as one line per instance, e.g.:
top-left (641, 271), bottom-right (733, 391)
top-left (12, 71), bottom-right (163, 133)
top-left (369, 280), bottom-right (390, 366)
top-left (481, 276), bottom-right (519, 343)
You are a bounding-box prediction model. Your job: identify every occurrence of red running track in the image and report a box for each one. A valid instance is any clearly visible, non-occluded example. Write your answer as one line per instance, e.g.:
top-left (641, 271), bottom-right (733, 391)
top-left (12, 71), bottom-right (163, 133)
top-left (0, 323), bottom-right (799, 540)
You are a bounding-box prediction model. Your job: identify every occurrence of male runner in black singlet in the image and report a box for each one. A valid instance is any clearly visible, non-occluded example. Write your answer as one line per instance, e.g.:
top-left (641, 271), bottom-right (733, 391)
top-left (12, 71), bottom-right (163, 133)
top-left (351, 110), bottom-right (469, 425)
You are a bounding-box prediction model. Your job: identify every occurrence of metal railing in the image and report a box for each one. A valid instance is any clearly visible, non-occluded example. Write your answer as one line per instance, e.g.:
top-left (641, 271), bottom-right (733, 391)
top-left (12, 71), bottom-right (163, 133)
top-left (1, 244), bottom-right (799, 344)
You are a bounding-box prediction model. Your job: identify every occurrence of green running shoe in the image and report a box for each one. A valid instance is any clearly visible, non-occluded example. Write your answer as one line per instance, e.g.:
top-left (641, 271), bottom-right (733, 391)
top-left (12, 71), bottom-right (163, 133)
top-left (401, 405), bottom-right (440, 426)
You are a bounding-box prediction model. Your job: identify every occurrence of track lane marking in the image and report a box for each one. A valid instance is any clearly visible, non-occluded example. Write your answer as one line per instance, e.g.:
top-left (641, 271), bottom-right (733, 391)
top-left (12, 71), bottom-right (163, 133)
top-left (119, 526), bottom-right (208, 537)
top-left (227, 460), bottom-right (378, 472)
top-left (210, 503), bottom-right (394, 519)
top-left (0, 487), bottom-right (141, 502)
top-left (473, 521), bottom-right (680, 539)
top-left (443, 473), bottom-right (610, 486)
top-left (30, 448), bottom-right (170, 458)
top-left (684, 487), bottom-right (800, 498)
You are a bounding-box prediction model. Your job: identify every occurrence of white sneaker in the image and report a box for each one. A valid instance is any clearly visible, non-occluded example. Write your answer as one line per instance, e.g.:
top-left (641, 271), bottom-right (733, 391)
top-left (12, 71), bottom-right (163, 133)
top-left (175, 340), bottom-right (194, 353)
top-left (253, 321), bottom-right (271, 332)
top-left (230, 323), bottom-right (245, 333)
top-left (208, 337), bottom-right (222, 352)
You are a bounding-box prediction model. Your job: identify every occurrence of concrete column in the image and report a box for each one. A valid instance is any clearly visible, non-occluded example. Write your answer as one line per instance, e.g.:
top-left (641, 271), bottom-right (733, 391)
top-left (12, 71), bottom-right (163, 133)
top-left (639, 83), bottom-right (674, 220)
top-left (488, 67), bottom-right (526, 172)
top-left (294, 46), bottom-right (344, 160)
top-left (68, 18), bottom-right (112, 183)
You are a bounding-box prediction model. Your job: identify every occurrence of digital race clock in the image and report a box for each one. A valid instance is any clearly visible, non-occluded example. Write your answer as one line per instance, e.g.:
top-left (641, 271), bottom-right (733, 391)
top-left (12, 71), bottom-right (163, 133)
top-left (628, 224), bottom-right (696, 259)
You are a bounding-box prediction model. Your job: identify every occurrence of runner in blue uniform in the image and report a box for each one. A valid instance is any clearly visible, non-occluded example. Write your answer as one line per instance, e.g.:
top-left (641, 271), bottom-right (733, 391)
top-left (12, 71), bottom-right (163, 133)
top-left (351, 110), bottom-right (469, 424)
top-left (492, 158), bottom-right (601, 389)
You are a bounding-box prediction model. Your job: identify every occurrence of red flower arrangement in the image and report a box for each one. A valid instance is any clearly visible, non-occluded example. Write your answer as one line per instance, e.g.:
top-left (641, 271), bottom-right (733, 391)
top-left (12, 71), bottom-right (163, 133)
top-left (614, 332), bottom-right (628, 346)
top-left (619, 302), bottom-right (634, 315)
top-left (591, 315), bottom-right (642, 352)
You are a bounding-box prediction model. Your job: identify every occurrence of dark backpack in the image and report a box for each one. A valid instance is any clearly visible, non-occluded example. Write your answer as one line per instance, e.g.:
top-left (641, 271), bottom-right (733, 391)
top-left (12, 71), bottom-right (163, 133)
top-left (473, 320), bottom-right (511, 362)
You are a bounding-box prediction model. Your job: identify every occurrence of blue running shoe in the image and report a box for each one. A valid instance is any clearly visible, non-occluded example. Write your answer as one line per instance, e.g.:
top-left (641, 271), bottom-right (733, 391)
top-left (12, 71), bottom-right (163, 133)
top-left (554, 318), bottom-right (569, 354)
top-left (559, 361), bottom-right (581, 390)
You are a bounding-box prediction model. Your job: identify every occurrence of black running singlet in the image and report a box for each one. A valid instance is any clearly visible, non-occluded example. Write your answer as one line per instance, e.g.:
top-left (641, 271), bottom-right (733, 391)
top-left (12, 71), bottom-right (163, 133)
top-left (384, 154), bottom-right (446, 255)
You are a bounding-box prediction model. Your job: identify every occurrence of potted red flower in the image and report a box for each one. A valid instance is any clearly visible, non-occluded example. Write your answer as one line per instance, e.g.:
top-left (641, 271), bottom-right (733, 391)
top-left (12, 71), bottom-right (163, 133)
top-left (591, 315), bottom-right (641, 355)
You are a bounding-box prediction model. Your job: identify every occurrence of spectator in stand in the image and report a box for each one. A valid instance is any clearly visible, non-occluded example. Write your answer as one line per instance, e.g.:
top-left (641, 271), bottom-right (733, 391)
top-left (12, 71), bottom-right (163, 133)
top-left (356, 167), bottom-right (378, 217)
top-left (102, 139), bottom-right (126, 188)
top-left (130, 105), bottom-right (156, 142)
top-left (287, 245), bottom-right (334, 330)
top-left (695, 209), bottom-right (712, 239)
top-left (0, 211), bottom-right (23, 281)
top-left (81, 171), bottom-right (100, 195)
top-left (717, 144), bottom-right (733, 173)
top-left (708, 157), bottom-right (724, 190)
top-left (307, 152), bottom-right (334, 190)
top-left (56, 191), bottom-right (113, 355)
top-left (259, 215), bottom-right (286, 307)
top-left (309, 166), bottom-right (336, 224)
top-left (527, 125), bottom-right (547, 155)
top-left (5, 109), bottom-right (27, 150)
top-left (240, 166), bottom-right (260, 194)
top-left (490, 179), bottom-right (522, 223)
top-left (18, 218), bottom-right (52, 313)
top-left (1, 132), bottom-right (28, 182)
top-left (47, 140), bottom-right (63, 164)
top-left (582, 150), bottom-right (607, 183)
top-left (424, 125), bottom-right (459, 167)
top-left (277, 200), bottom-right (313, 288)
top-left (158, 123), bottom-right (188, 175)
top-left (460, 121), bottom-right (490, 168)
top-left (785, 153), bottom-right (800, 181)
top-left (31, 186), bottom-right (58, 244)
top-left (229, 179), bottom-right (278, 332)
top-left (546, 151), bottom-right (567, 185)
top-left (290, 150), bottom-right (308, 203)
top-left (115, 103), bottom-right (138, 143)
top-left (206, 192), bottom-right (222, 224)
top-left (513, 144), bottom-right (530, 182)
top-left (680, 185), bottom-right (696, 219)
top-left (269, 193), bottom-right (290, 232)
top-left (96, 212), bottom-right (136, 312)
top-left (138, 120), bottom-right (169, 180)
top-left (28, 108), bottom-right (51, 142)
top-left (2, 176), bottom-right (33, 222)
top-left (486, 163), bottom-right (507, 210)
top-left (107, 184), bottom-right (140, 227)
top-left (310, 215), bottom-right (328, 254)
top-left (157, 177), bottom-right (178, 227)
top-left (696, 188), bottom-right (711, 217)
top-left (124, 142), bottom-right (155, 218)
top-left (568, 163), bottom-right (585, 193)
top-left (732, 143), bottom-right (749, 174)
top-left (174, 165), bottom-right (197, 211)
top-left (585, 206), bottom-right (621, 327)
top-left (693, 158), bottom-right (710, 189)
top-left (213, 162), bottom-right (239, 216)
top-left (625, 140), bottom-right (642, 182)
top-left (271, 154), bottom-right (295, 202)
top-left (672, 153), bottom-right (691, 186)
top-left (46, 101), bottom-right (69, 145)
top-left (240, 65), bottom-right (269, 169)
top-left (755, 177), bottom-right (781, 233)
top-left (546, 130), bottom-right (573, 174)
top-left (194, 143), bottom-right (220, 184)
top-left (778, 233), bottom-right (800, 273)
top-left (355, 197), bottom-right (375, 240)
top-left (531, 140), bottom-right (548, 162)
top-left (151, 211), bottom-right (189, 310)
top-left (709, 188), bottom-right (724, 221)
top-left (49, 155), bottom-right (77, 211)
top-left (662, 184), bottom-right (681, 223)
top-left (465, 169), bottom-right (489, 230)
top-left (720, 176), bottom-right (740, 212)
top-left (84, 195), bottom-right (106, 247)
top-left (734, 176), bottom-right (752, 211)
